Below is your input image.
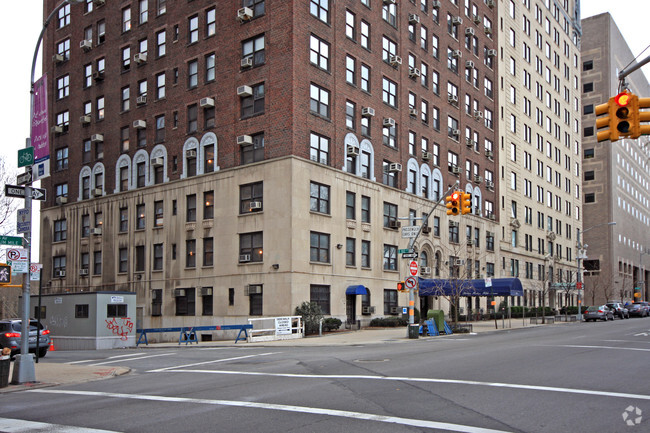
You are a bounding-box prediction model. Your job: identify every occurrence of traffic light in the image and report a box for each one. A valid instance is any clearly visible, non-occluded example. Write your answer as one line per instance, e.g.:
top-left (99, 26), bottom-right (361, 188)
top-left (635, 96), bottom-right (650, 138)
top-left (595, 98), bottom-right (613, 142)
top-left (595, 91), bottom-right (650, 142)
top-left (613, 91), bottom-right (634, 139)
top-left (446, 191), bottom-right (460, 216)
top-left (460, 192), bottom-right (472, 215)
top-left (397, 281), bottom-right (406, 292)
top-left (0, 264), bottom-right (11, 285)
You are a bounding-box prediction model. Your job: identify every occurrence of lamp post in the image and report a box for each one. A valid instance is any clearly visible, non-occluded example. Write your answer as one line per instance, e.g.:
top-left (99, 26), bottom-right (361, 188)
top-left (12, 0), bottom-right (83, 385)
top-left (576, 221), bottom-right (616, 322)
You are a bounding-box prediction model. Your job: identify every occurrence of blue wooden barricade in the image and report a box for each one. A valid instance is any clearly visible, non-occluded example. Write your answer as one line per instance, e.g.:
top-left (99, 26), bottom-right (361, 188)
top-left (136, 324), bottom-right (253, 346)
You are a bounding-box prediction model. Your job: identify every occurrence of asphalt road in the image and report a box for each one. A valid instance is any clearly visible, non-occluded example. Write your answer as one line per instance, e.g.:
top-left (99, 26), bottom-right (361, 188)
top-left (2, 319), bottom-right (649, 432)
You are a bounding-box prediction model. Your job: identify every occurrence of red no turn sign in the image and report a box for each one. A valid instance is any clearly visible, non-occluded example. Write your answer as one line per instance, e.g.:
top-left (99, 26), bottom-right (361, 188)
top-left (409, 260), bottom-right (418, 276)
top-left (405, 276), bottom-right (417, 289)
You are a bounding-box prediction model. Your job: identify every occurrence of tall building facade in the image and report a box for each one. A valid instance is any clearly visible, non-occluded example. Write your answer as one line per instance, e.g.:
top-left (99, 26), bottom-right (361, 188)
top-left (497, 0), bottom-right (583, 310)
top-left (580, 13), bottom-right (650, 305)
top-left (39, 0), bottom-right (539, 333)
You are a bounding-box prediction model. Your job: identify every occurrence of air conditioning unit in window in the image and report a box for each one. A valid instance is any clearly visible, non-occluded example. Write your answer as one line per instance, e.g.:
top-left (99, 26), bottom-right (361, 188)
top-left (80, 39), bottom-right (92, 51)
top-left (80, 115), bottom-right (91, 124)
top-left (133, 119), bottom-right (146, 129)
top-left (452, 50), bottom-right (462, 58)
top-left (488, 212), bottom-right (496, 220)
top-left (486, 180), bottom-right (494, 190)
top-left (389, 162), bottom-right (402, 172)
top-left (447, 94), bottom-right (458, 104)
top-left (249, 201), bottom-right (262, 211)
top-left (56, 196), bottom-right (67, 205)
top-left (56, 270), bottom-right (66, 278)
top-left (465, 60), bottom-right (475, 69)
top-left (486, 0), bottom-right (495, 8)
top-left (241, 56), bottom-right (253, 68)
top-left (93, 188), bottom-right (103, 197)
top-left (421, 266), bottom-right (431, 275)
top-left (51, 125), bottom-right (63, 134)
top-left (200, 97), bottom-right (215, 108)
top-left (455, 259), bottom-right (466, 266)
top-left (465, 27), bottom-right (475, 36)
top-left (431, 0), bottom-right (441, 8)
top-left (362, 306), bottom-right (375, 314)
top-left (200, 287), bottom-right (213, 296)
top-left (237, 7), bottom-right (254, 22)
top-left (452, 16), bottom-right (463, 25)
top-left (449, 221), bottom-right (459, 228)
top-left (245, 285), bottom-right (262, 295)
top-left (474, 175), bottom-right (483, 184)
top-left (361, 107), bottom-right (375, 117)
top-left (237, 135), bottom-right (253, 145)
top-left (485, 150), bottom-right (494, 159)
top-left (52, 54), bottom-right (64, 63)
top-left (383, 0), bottom-right (396, 4)
top-left (92, 71), bottom-right (104, 81)
top-left (408, 14), bottom-right (420, 24)
top-left (389, 220), bottom-right (401, 229)
top-left (237, 85), bottom-right (253, 97)
top-left (91, 134), bottom-right (104, 143)
top-left (133, 53), bottom-right (147, 64)
top-left (450, 165), bottom-right (461, 174)
top-left (485, 26), bottom-right (493, 36)
top-left (474, 110), bottom-right (484, 119)
top-left (389, 55), bottom-right (402, 67)
top-left (467, 239), bottom-right (474, 246)
top-left (239, 254), bottom-right (251, 263)
top-left (409, 108), bottom-right (418, 116)
top-left (94, 0), bottom-right (106, 6)
top-left (174, 289), bottom-right (186, 297)
top-left (186, 149), bottom-right (197, 158)
top-left (347, 145), bottom-right (359, 156)
top-left (422, 226), bottom-right (432, 234)
top-left (79, 269), bottom-right (89, 276)
top-left (422, 151), bottom-right (432, 161)
top-left (92, 228), bottom-right (102, 235)
top-left (466, 138), bottom-right (476, 148)
top-left (152, 157), bottom-right (164, 167)
top-left (408, 67), bottom-right (421, 78)
top-left (487, 49), bottom-right (497, 57)
top-left (137, 95), bottom-right (147, 105)
top-left (473, 15), bottom-right (481, 24)
top-left (383, 117), bottom-right (396, 127)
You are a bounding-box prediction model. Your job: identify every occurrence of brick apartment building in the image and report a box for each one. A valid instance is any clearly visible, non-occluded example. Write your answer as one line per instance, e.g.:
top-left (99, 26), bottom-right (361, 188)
top-left (39, 0), bottom-right (514, 335)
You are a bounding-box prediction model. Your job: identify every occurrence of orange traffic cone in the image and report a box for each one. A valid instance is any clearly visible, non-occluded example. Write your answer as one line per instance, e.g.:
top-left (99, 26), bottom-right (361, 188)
top-left (49, 340), bottom-right (55, 351)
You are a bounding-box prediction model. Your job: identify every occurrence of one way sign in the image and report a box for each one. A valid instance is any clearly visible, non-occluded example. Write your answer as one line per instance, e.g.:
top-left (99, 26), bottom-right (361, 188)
top-left (4, 185), bottom-right (46, 201)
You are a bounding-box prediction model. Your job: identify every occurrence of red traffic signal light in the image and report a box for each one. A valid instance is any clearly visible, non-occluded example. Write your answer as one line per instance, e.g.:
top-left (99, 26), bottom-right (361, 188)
top-left (397, 281), bottom-right (406, 292)
top-left (460, 192), bottom-right (472, 215)
top-left (614, 91), bottom-right (633, 137)
top-left (446, 192), bottom-right (460, 216)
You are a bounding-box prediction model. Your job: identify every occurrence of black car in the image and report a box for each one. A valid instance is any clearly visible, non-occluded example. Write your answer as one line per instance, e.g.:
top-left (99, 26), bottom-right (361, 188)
top-left (626, 303), bottom-right (648, 318)
top-left (0, 319), bottom-right (51, 358)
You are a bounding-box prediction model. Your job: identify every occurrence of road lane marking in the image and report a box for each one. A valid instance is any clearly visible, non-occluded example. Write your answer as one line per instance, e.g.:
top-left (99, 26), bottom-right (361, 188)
top-left (154, 369), bottom-right (650, 402)
top-left (543, 344), bottom-right (650, 352)
top-left (146, 352), bottom-right (281, 372)
top-left (0, 417), bottom-right (120, 433)
top-left (68, 352), bottom-right (177, 365)
top-left (28, 390), bottom-right (511, 433)
top-left (90, 353), bottom-right (177, 366)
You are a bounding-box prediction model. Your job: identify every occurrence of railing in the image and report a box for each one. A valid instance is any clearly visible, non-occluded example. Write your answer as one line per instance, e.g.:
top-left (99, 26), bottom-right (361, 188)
top-left (247, 316), bottom-right (304, 342)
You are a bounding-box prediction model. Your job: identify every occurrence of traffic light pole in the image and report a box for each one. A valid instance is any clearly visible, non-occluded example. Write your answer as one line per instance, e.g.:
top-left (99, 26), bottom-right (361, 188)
top-left (405, 182), bottom-right (459, 328)
top-left (618, 54), bottom-right (650, 91)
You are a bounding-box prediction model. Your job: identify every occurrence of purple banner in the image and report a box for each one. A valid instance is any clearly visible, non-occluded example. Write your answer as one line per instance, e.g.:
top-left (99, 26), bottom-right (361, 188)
top-left (31, 74), bottom-right (50, 162)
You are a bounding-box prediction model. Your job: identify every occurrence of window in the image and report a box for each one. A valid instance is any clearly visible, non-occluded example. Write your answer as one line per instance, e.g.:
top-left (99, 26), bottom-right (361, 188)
top-left (310, 231), bottom-right (330, 263)
top-left (119, 208), bottom-right (128, 232)
top-left (187, 104), bottom-right (198, 133)
top-left (186, 239), bottom-right (196, 268)
top-left (188, 15), bottom-right (199, 44)
top-left (310, 0), bottom-right (329, 23)
top-left (382, 77), bottom-right (397, 107)
top-left (346, 56), bottom-right (356, 85)
top-left (157, 0), bottom-right (166, 15)
top-left (205, 53), bottom-right (216, 83)
top-left (107, 304), bottom-right (127, 318)
top-left (346, 238), bottom-right (356, 266)
top-left (310, 132), bottom-right (329, 165)
top-left (383, 244), bottom-right (397, 270)
top-left (122, 7), bottom-right (132, 33)
top-left (361, 196), bottom-right (370, 223)
top-left (345, 10), bottom-right (356, 40)
top-left (186, 194), bottom-right (197, 222)
top-left (244, 0), bottom-right (265, 17)
top-left (152, 289), bottom-right (162, 316)
top-left (241, 132), bottom-right (264, 164)
top-left (241, 83), bottom-right (265, 118)
top-left (382, 2), bottom-right (397, 26)
top-left (360, 64), bottom-right (371, 93)
top-left (243, 35), bottom-right (265, 67)
top-left (203, 238), bottom-right (214, 267)
top-left (248, 285), bottom-right (263, 316)
top-left (53, 219), bottom-right (67, 242)
top-left (206, 7), bottom-right (216, 37)
top-left (56, 75), bottom-right (69, 100)
top-left (240, 232), bottom-right (263, 262)
top-left (188, 60), bottom-right (198, 89)
top-left (93, 251), bottom-right (102, 275)
top-left (383, 202), bottom-right (397, 228)
top-left (136, 203), bottom-right (146, 230)
top-left (55, 147), bottom-right (68, 171)
top-left (139, 0), bottom-right (148, 24)
top-left (203, 191), bottom-right (214, 219)
top-left (135, 245), bottom-right (145, 272)
top-left (310, 182), bottom-right (330, 214)
top-left (310, 285), bottom-right (331, 314)
top-left (155, 115), bottom-right (165, 142)
top-left (156, 73), bottom-right (165, 100)
top-left (153, 200), bottom-right (164, 227)
top-left (175, 288), bottom-right (195, 316)
top-left (240, 182), bottom-right (263, 214)
top-left (361, 240), bottom-right (370, 268)
top-left (383, 123), bottom-right (397, 148)
top-left (345, 100), bottom-right (356, 130)
top-left (57, 4), bottom-right (70, 28)
top-left (310, 84), bottom-right (330, 118)
top-left (153, 243), bottom-right (163, 270)
top-left (202, 287), bottom-right (213, 316)
top-left (97, 20), bottom-right (106, 44)
top-left (310, 35), bottom-right (329, 71)
top-left (346, 191), bottom-right (356, 220)
top-left (360, 20), bottom-right (370, 49)
top-left (156, 30), bottom-right (166, 57)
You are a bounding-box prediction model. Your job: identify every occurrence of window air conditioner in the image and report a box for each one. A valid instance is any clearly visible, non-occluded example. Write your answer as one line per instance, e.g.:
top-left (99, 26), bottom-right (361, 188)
top-left (245, 285), bottom-right (262, 295)
top-left (361, 107), bottom-right (375, 117)
top-left (80, 40), bottom-right (92, 51)
top-left (174, 289), bottom-right (186, 297)
top-left (362, 306), bottom-right (376, 314)
top-left (466, 138), bottom-right (475, 148)
top-left (465, 60), bottom-right (475, 68)
top-left (51, 125), bottom-right (63, 134)
top-left (137, 95), bottom-right (147, 105)
top-left (389, 163), bottom-right (402, 172)
top-left (92, 228), bottom-right (102, 235)
top-left (389, 220), bottom-right (401, 229)
top-left (239, 254), bottom-right (251, 263)
top-left (133, 53), bottom-right (147, 64)
top-left (52, 54), bottom-right (64, 63)
top-left (465, 28), bottom-right (475, 36)
top-left (485, 26), bottom-right (493, 35)
top-left (56, 270), bottom-right (66, 278)
top-left (448, 94), bottom-right (458, 104)
top-left (409, 108), bottom-right (418, 116)
top-left (200, 97), bottom-right (215, 108)
top-left (389, 55), bottom-right (402, 67)
top-left (152, 157), bottom-right (164, 167)
top-left (452, 50), bottom-right (462, 58)
top-left (486, 0), bottom-right (495, 8)
top-left (93, 71), bottom-right (104, 81)
top-left (408, 67), bottom-right (421, 78)
top-left (200, 287), bottom-right (213, 296)
top-left (80, 115), bottom-right (91, 124)
top-left (474, 110), bottom-right (484, 119)
top-left (422, 151), bottom-right (432, 161)
top-left (473, 15), bottom-right (481, 24)
top-left (451, 165), bottom-right (461, 174)
top-left (237, 7), bottom-right (253, 22)
top-left (91, 134), bottom-right (104, 143)
top-left (450, 221), bottom-right (459, 228)
top-left (474, 175), bottom-right (483, 183)
top-left (452, 129), bottom-right (461, 137)
top-left (467, 239), bottom-right (474, 246)
top-left (487, 49), bottom-right (497, 57)
top-left (186, 149), bottom-right (197, 158)
top-left (237, 135), bottom-right (253, 145)
top-left (241, 57), bottom-right (253, 68)
top-left (422, 226), bottom-right (432, 234)
top-left (133, 120), bottom-right (146, 129)
top-left (347, 145), bottom-right (359, 156)
top-left (432, 0), bottom-right (441, 8)
top-left (485, 150), bottom-right (494, 159)
top-left (237, 85), bottom-right (253, 97)
top-left (93, 188), bottom-right (103, 197)
top-left (249, 201), bottom-right (262, 211)
top-left (421, 267), bottom-right (431, 275)
top-left (408, 14), bottom-right (420, 24)
top-left (56, 196), bottom-right (67, 205)
top-left (486, 180), bottom-right (494, 190)
top-left (79, 269), bottom-right (89, 276)
top-left (94, 0), bottom-right (106, 6)
top-left (383, 117), bottom-right (396, 127)
top-left (455, 259), bottom-right (466, 266)
top-left (452, 17), bottom-right (463, 25)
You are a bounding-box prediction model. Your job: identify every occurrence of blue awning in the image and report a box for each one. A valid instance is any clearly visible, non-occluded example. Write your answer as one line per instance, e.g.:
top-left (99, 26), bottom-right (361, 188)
top-left (418, 278), bottom-right (523, 297)
top-left (345, 285), bottom-right (369, 295)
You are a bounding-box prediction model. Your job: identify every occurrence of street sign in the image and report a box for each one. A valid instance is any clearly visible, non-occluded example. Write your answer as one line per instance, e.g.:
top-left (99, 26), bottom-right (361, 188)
top-left (409, 260), bottom-right (418, 276)
top-left (405, 276), bottom-right (417, 289)
top-left (6, 247), bottom-right (28, 274)
top-left (485, 277), bottom-right (492, 287)
top-left (30, 263), bottom-right (42, 281)
top-left (0, 235), bottom-right (22, 246)
top-left (0, 264), bottom-right (11, 285)
top-left (4, 185), bottom-right (47, 201)
top-left (17, 208), bottom-right (31, 234)
top-left (401, 252), bottom-right (418, 259)
top-left (17, 167), bottom-right (33, 185)
top-left (401, 226), bottom-right (420, 238)
top-left (398, 248), bottom-right (412, 254)
top-left (18, 147), bottom-right (34, 168)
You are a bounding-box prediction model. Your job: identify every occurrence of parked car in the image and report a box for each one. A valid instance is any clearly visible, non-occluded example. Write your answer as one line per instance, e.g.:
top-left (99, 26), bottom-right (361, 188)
top-left (631, 302), bottom-right (650, 317)
top-left (0, 319), bottom-right (51, 358)
top-left (584, 305), bottom-right (614, 322)
top-left (626, 303), bottom-right (647, 317)
top-left (606, 302), bottom-right (629, 319)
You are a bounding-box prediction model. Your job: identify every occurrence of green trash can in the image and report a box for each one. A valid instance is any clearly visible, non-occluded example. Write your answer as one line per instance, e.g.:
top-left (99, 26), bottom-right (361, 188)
top-left (427, 309), bottom-right (445, 333)
top-left (408, 324), bottom-right (419, 339)
top-left (0, 357), bottom-right (10, 388)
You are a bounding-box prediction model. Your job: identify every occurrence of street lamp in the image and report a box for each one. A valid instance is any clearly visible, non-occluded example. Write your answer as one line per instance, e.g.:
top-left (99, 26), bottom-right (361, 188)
top-left (12, 0), bottom-right (83, 385)
top-left (576, 221), bottom-right (616, 322)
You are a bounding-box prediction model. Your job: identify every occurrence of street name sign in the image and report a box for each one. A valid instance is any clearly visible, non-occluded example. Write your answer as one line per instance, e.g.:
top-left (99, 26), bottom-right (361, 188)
top-left (398, 248), bottom-right (412, 254)
top-left (401, 226), bottom-right (420, 238)
top-left (0, 236), bottom-right (22, 246)
top-left (4, 185), bottom-right (46, 201)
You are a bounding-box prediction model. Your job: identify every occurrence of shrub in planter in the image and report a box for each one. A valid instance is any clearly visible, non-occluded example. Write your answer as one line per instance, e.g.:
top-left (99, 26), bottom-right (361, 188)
top-left (369, 317), bottom-right (408, 327)
top-left (295, 302), bottom-right (323, 335)
top-left (322, 318), bottom-right (342, 331)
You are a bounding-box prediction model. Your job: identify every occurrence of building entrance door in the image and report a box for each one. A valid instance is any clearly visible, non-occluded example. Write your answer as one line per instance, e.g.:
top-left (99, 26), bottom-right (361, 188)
top-left (346, 295), bottom-right (356, 324)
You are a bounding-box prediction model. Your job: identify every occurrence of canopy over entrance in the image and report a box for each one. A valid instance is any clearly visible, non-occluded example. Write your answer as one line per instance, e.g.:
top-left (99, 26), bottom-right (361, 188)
top-left (418, 278), bottom-right (523, 297)
top-left (345, 285), bottom-right (369, 295)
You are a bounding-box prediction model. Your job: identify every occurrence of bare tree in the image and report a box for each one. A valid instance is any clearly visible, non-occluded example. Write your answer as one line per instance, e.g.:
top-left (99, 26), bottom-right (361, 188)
top-left (0, 154), bottom-right (19, 238)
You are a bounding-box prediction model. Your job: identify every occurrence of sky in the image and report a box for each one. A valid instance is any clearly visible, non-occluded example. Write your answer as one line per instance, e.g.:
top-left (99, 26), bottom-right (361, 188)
top-left (0, 0), bottom-right (649, 256)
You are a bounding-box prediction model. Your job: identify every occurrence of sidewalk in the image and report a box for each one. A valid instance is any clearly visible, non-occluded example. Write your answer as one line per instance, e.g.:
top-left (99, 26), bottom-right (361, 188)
top-left (0, 317), bottom-right (573, 393)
